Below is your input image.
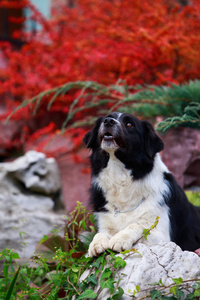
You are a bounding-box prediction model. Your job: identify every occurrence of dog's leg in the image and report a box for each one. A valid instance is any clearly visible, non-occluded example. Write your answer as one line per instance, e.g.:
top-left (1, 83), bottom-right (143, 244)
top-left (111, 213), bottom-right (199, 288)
top-left (108, 223), bottom-right (144, 252)
top-left (88, 233), bottom-right (110, 257)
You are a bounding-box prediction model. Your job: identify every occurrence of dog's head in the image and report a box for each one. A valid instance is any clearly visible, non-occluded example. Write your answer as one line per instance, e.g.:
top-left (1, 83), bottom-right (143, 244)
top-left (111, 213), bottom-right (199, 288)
top-left (84, 112), bottom-right (164, 178)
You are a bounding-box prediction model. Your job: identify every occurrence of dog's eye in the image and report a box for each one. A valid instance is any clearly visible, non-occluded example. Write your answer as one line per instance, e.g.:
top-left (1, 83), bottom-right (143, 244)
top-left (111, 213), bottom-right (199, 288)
top-left (126, 122), bottom-right (133, 128)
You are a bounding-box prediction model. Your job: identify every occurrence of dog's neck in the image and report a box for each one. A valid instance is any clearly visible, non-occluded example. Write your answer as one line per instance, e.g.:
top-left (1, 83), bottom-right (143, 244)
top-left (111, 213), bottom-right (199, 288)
top-left (92, 153), bottom-right (169, 210)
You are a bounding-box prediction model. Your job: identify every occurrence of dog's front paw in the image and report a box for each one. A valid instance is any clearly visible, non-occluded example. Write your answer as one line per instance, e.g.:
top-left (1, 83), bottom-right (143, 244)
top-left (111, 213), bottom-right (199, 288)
top-left (109, 232), bottom-right (133, 252)
top-left (88, 233), bottom-right (109, 257)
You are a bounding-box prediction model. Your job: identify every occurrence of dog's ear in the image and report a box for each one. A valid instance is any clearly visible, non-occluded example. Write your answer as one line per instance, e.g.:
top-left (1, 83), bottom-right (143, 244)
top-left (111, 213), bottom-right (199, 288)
top-left (143, 121), bottom-right (164, 158)
top-left (83, 117), bottom-right (103, 149)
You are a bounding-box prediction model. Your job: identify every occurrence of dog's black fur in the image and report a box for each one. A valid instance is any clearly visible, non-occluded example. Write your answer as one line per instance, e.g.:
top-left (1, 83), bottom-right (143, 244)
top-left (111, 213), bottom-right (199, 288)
top-left (84, 112), bottom-right (200, 251)
top-left (163, 172), bottom-right (200, 251)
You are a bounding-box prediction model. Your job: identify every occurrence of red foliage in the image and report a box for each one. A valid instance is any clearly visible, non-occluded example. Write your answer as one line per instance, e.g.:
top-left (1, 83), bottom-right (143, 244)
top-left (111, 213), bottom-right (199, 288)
top-left (1, 0), bottom-right (200, 158)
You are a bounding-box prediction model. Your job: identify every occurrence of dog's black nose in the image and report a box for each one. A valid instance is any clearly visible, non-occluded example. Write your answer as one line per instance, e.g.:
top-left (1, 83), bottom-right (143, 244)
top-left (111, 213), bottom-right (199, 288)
top-left (104, 117), bottom-right (117, 127)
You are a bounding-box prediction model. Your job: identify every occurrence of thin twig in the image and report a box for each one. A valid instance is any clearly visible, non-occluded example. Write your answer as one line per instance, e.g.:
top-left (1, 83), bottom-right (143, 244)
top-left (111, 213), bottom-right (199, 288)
top-left (66, 276), bottom-right (81, 296)
top-left (125, 278), bottom-right (200, 299)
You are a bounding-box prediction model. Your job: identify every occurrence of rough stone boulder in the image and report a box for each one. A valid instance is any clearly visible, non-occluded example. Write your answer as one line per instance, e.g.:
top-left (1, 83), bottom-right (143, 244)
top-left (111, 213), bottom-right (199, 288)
top-left (0, 151), bottom-right (65, 258)
top-left (82, 242), bottom-right (200, 299)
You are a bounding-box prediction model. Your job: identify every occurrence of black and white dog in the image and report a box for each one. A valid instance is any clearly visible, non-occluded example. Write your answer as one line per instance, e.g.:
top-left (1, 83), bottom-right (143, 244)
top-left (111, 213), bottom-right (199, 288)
top-left (84, 112), bottom-right (200, 257)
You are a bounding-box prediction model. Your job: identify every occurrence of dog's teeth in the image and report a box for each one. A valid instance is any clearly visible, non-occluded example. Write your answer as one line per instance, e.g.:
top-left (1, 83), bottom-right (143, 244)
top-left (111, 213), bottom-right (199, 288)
top-left (104, 136), bottom-right (113, 140)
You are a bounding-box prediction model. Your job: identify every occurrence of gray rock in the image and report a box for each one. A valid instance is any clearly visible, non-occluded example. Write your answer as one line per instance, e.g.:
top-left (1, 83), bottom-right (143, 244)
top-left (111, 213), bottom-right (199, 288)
top-left (5, 150), bottom-right (62, 195)
top-left (0, 151), bottom-right (65, 258)
top-left (0, 210), bottom-right (64, 258)
top-left (81, 242), bottom-right (200, 299)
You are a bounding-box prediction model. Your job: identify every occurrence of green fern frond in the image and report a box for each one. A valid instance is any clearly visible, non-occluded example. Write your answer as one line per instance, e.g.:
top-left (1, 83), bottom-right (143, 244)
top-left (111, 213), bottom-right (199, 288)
top-left (6, 79), bottom-right (200, 132)
top-left (157, 102), bottom-right (200, 131)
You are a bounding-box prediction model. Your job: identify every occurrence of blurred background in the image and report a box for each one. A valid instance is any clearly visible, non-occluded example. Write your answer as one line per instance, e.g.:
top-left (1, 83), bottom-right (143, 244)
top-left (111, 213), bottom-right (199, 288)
top-left (0, 0), bottom-right (200, 213)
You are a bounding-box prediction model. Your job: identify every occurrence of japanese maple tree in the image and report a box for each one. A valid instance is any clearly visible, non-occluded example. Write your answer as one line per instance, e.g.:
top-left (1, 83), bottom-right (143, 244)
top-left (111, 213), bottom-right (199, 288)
top-left (0, 0), bottom-right (200, 158)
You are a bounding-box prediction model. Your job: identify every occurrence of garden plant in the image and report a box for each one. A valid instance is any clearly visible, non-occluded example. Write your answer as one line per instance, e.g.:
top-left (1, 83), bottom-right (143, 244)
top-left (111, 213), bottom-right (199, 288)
top-left (1, 200), bottom-right (200, 299)
top-left (0, 0), bottom-right (200, 299)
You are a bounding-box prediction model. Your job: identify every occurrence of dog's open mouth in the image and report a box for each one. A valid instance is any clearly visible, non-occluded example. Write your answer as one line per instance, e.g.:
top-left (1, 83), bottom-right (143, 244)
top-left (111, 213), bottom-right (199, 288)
top-left (101, 132), bottom-right (124, 149)
top-left (103, 132), bottom-right (114, 141)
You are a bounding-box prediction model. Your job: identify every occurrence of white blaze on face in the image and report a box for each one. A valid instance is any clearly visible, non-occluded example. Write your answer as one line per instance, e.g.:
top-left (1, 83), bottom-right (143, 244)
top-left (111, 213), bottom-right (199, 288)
top-left (116, 112), bottom-right (122, 120)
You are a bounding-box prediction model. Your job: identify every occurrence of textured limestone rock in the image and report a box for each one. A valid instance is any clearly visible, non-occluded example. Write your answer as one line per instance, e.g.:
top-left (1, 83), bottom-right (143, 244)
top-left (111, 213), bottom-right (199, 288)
top-left (0, 151), bottom-right (65, 258)
top-left (5, 150), bottom-right (62, 195)
top-left (82, 242), bottom-right (200, 299)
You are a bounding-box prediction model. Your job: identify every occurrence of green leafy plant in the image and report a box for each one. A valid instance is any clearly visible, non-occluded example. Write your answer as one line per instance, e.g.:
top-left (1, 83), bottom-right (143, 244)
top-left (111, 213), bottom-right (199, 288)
top-left (0, 249), bottom-right (20, 300)
top-left (7, 80), bottom-right (200, 141)
top-left (157, 102), bottom-right (200, 132)
top-left (185, 190), bottom-right (200, 207)
top-left (132, 277), bottom-right (200, 299)
top-left (35, 202), bottom-right (97, 261)
top-left (0, 202), bottom-right (98, 299)
top-left (0, 204), bottom-right (200, 299)
top-left (5, 267), bottom-right (20, 300)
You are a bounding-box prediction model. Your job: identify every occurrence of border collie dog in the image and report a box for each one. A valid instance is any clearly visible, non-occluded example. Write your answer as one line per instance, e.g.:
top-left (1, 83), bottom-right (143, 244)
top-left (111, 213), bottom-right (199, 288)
top-left (84, 112), bottom-right (200, 257)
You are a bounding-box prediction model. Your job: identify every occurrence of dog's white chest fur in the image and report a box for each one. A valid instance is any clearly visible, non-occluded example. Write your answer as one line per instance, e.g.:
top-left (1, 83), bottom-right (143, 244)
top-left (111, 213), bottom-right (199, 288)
top-left (93, 153), bottom-right (171, 243)
top-left (97, 153), bottom-right (135, 207)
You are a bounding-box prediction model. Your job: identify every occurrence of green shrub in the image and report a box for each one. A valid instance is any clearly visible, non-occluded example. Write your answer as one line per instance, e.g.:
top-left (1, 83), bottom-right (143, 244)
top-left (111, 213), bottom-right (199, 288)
top-left (0, 204), bottom-right (200, 299)
top-left (7, 80), bottom-right (200, 134)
